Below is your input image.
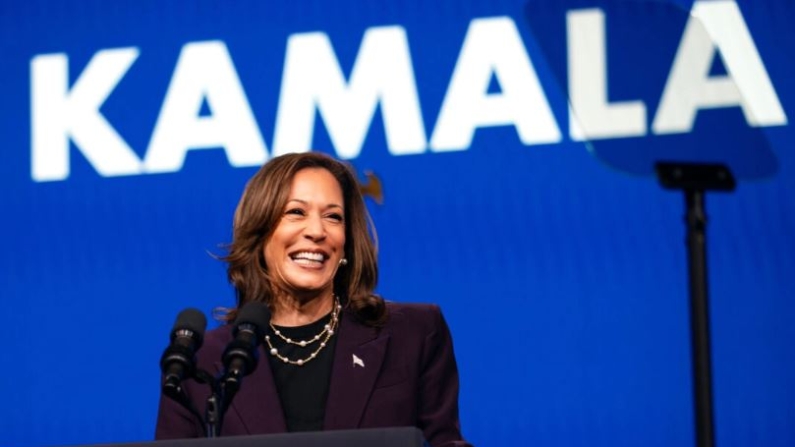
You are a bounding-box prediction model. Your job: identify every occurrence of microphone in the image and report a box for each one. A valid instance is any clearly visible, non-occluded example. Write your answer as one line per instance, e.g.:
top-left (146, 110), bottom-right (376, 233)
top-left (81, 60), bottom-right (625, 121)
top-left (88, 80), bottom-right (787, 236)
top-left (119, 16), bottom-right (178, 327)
top-left (221, 302), bottom-right (270, 395)
top-left (160, 308), bottom-right (207, 398)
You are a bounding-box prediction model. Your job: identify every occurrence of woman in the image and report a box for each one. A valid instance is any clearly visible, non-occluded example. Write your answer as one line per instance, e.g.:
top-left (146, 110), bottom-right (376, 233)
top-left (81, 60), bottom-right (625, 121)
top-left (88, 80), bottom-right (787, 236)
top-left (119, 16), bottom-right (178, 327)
top-left (155, 152), bottom-right (471, 447)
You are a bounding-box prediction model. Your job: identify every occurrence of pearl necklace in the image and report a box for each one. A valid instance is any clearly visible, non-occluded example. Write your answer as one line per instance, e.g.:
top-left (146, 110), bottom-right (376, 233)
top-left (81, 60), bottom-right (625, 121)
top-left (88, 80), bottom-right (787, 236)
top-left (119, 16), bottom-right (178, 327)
top-left (264, 297), bottom-right (342, 366)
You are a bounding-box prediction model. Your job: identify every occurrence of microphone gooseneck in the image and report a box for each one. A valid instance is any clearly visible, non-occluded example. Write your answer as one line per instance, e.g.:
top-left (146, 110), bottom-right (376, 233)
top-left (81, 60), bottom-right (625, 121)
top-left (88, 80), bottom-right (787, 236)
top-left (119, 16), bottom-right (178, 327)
top-left (203, 302), bottom-right (270, 437)
top-left (160, 308), bottom-right (207, 398)
top-left (221, 302), bottom-right (271, 394)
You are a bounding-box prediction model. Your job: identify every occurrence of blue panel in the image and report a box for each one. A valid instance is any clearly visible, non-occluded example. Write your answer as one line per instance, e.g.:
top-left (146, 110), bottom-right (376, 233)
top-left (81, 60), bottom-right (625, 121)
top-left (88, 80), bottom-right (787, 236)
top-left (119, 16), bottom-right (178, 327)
top-left (0, 1), bottom-right (793, 447)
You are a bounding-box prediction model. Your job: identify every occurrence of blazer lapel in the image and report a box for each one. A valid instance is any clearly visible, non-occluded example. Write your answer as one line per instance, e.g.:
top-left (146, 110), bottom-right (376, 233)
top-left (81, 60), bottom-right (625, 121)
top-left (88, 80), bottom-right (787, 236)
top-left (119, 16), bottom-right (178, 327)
top-left (323, 309), bottom-right (389, 430)
top-left (215, 346), bottom-right (287, 434)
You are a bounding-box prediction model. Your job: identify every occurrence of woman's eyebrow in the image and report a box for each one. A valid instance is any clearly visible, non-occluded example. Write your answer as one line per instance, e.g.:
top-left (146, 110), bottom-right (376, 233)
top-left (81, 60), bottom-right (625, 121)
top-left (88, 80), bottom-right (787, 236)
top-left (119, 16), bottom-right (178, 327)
top-left (286, 198), bottom-right (343, 210)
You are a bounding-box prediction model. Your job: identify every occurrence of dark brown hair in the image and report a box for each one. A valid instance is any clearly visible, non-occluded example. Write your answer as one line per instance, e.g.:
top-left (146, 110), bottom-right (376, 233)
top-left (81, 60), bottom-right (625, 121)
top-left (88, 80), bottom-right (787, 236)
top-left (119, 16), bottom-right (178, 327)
top-left (221, 152), bottom-right (386, 326)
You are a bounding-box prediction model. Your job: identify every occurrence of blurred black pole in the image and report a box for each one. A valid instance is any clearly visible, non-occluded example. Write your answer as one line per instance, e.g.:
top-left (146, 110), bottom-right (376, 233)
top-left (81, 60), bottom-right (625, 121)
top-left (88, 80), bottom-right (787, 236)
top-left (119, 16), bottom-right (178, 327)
top-left (685, 188), bottom-right (715, 447)
top-left (656, 162), bottom-right (736, 447)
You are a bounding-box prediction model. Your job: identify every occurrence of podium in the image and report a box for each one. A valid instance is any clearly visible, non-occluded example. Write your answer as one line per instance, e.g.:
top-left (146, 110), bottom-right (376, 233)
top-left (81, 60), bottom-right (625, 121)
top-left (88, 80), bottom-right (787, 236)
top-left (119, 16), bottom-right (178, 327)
top-left (78, 427), bottom-right (427, 447)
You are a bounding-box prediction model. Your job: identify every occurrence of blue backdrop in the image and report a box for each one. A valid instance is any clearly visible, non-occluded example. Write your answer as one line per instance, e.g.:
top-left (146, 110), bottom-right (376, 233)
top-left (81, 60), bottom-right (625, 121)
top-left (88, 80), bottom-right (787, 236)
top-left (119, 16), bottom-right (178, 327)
top-left (1, 1), bottom-right (793, 446)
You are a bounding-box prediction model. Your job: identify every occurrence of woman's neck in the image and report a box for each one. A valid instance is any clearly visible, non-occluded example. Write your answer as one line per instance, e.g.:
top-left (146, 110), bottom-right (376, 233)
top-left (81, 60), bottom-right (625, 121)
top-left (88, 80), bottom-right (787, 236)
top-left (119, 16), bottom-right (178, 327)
top-left (271, 291), bottom-right (335, 327)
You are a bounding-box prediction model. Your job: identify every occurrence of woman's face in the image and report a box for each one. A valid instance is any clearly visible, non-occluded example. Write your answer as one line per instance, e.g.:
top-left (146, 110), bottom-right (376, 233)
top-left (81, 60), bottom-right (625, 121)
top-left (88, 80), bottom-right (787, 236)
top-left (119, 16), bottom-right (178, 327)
top-left (263, 167), bottom-right (346, 297)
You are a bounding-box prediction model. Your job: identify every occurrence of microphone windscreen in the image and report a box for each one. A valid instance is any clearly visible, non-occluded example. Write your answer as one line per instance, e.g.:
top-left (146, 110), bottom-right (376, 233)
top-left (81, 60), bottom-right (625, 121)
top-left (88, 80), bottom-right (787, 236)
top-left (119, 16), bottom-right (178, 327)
top-left (171, 308), bottom-right (207, 339)
top-left (233, 302), bottom-right (271, 335)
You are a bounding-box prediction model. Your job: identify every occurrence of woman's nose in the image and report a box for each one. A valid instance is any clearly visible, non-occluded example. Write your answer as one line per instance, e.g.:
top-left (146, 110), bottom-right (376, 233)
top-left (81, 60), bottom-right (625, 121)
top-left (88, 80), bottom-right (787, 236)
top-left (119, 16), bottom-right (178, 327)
top-left (303, 214), bottom-right (326, 240)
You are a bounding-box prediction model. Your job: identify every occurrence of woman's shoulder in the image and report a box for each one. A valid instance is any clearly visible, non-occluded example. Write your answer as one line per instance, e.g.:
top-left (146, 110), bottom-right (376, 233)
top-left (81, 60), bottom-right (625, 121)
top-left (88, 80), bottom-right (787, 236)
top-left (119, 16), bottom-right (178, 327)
top-left (385, 300), bottom-right (442, 316)
top-left (382, 301), bottom-right (446, 334)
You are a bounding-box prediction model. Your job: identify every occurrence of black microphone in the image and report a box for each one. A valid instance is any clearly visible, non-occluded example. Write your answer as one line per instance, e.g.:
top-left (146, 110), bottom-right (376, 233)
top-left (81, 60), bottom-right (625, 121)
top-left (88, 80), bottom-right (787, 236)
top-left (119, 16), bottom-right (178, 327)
top-left (160, 308), bottom-right (207, 398)
top-left (221, 302), bottom-right (270, 395)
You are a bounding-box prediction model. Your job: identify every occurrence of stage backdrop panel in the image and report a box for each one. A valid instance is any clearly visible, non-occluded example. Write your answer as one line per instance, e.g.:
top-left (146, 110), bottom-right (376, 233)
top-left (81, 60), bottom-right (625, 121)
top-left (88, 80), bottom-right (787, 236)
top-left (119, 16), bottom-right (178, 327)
top-left (1, 1), bottom-right (793, 446)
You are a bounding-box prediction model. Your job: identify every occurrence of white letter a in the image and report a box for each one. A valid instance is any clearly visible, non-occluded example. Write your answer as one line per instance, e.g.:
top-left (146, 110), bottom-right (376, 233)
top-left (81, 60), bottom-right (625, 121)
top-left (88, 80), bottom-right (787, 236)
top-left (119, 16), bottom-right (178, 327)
top-left (144, 41), bottom-right (268, 173)
top-left (653, 0), bottom-right (786, 134)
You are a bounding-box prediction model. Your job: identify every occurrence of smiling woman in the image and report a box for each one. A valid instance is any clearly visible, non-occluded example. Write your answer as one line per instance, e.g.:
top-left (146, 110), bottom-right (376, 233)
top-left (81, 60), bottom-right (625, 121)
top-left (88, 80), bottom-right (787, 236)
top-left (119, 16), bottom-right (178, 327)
top-left (263, 168), bottom-right (348, 318)
top-left (155, 152), bottom-right (472, 447)
top-left (221, 152), bottom-right (384, 327)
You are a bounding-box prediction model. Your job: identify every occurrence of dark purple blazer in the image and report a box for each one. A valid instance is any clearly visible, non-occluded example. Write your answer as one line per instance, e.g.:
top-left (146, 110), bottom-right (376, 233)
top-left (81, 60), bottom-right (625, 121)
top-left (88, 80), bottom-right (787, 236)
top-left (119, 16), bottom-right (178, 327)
top-left (155, 302), bottom-right (472, 447)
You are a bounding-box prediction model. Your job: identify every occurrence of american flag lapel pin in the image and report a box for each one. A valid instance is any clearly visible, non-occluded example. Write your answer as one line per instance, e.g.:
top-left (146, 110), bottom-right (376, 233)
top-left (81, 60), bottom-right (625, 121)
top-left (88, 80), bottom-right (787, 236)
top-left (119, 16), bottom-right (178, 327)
top-left (352, 354), bottom-right (365, 368)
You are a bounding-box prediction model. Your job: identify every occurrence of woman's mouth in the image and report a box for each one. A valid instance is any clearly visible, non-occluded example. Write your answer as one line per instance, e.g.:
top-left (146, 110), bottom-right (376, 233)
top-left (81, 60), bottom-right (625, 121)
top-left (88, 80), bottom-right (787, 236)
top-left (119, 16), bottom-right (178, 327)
top-left (290, 251), bottom-right (327, 267)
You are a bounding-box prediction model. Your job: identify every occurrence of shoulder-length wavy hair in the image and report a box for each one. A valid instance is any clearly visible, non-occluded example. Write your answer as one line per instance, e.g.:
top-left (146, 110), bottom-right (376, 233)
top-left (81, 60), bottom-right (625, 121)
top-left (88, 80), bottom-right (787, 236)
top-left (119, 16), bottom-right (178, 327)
top-left (221, 152), bottom-right (386, 326)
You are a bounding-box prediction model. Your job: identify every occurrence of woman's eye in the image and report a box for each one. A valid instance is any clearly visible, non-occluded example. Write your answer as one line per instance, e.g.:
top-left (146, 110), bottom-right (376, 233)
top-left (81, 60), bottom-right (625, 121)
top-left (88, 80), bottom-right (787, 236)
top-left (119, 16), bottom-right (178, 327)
top-left (327, 213), bottom-right (344, 222)
top-left (286, 208), bottom-right (305, 216)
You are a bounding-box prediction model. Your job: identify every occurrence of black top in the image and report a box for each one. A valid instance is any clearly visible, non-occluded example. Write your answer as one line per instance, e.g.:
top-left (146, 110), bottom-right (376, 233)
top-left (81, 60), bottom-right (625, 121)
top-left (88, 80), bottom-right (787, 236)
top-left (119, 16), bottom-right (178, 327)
top-left (266, 312), bottom-right (338, 432)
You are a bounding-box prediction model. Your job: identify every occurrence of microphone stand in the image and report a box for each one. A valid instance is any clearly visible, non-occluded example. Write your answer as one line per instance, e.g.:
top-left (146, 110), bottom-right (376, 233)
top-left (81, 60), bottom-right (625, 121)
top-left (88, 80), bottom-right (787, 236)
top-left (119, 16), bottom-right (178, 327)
top-left (195, 370), bottom-right (246, 437)
top-left (655, 162), bottom-right (736, 447)
top-left (162, 369), bottom-right (234, 438)
top-left (194, 370), bottom-right (223, 437)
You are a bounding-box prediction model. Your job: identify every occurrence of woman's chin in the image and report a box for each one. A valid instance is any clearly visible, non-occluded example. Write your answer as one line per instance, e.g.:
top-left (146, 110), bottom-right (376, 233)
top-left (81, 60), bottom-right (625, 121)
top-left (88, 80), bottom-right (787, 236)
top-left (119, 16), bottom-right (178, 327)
top-left (283, 275), bottom-right (334, 295)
